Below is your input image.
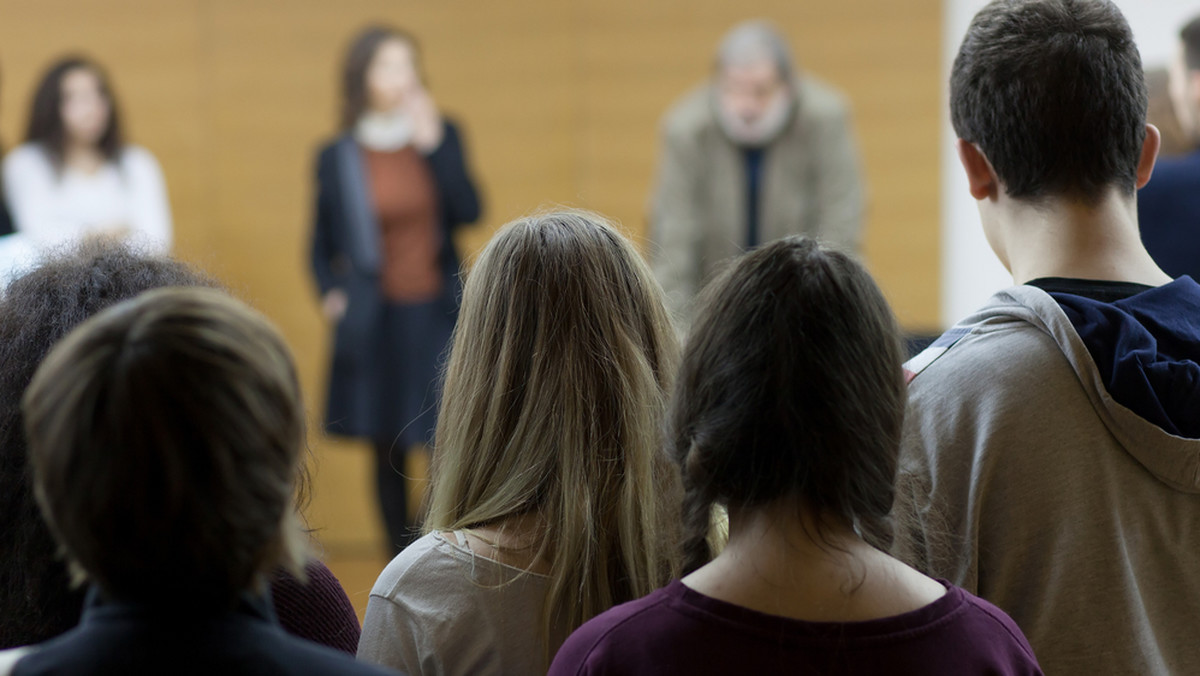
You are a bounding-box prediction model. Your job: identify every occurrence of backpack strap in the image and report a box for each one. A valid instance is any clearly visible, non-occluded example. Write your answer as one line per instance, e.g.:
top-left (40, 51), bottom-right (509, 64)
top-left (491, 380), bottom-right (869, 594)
top-left (904, 327), bottom-right (971, 384)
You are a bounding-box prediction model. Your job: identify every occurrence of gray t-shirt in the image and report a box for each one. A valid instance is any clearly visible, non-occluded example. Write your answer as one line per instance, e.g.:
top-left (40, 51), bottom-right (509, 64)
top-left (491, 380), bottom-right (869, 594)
top-left (358, 531), bottom-right (563, 676)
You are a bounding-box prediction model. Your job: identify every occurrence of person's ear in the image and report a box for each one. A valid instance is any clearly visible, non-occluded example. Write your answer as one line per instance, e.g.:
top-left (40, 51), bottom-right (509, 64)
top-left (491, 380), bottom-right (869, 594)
top-left (956, 139), bottom-right (999, 200)
top-left (1135, 123), bottom-right (1162, 190)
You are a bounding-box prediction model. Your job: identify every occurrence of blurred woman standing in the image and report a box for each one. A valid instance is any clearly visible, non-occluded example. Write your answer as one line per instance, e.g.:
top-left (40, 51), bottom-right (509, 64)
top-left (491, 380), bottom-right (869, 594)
top-left (2, 56), bottom-right (171, 253)
top-left (310, 26), bottom-right (481, 553)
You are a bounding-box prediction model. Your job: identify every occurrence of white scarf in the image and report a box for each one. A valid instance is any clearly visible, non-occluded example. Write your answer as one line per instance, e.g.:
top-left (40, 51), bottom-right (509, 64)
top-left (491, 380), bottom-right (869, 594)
top-left (354, 111), bottom-right (414, 152)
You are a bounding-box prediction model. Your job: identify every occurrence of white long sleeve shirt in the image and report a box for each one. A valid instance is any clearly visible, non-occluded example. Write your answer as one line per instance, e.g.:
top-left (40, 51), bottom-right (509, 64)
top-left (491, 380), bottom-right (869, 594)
top-left (2, 143), bottom-right (172, 254)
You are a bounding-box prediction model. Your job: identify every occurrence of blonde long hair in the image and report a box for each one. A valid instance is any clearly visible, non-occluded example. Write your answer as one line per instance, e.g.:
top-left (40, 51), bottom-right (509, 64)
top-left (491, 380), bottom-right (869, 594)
top-left (426, 210), bottom-right (681, 652)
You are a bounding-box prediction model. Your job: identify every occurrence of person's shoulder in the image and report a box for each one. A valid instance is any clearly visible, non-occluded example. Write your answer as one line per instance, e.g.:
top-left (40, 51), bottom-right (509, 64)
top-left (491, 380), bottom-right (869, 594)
top-left (270, 560), bottom-right (359, 653)
top-left (952, 588), bottom-right (1042, 670)
top-left (119, 144), bottom-right (157, 162)
top-left (795, 74), bottom-right (852, 119)
top-left (118, 145), bottom-right (164, 175)
top-left (907, 292), bottom-right (1062, 390)
top-left (550, 586), bottom-right (676, 674)
top-left (661, 83), bottom-right (717, 140)
top-left (314, 135), bottom-right (351, 165)
top-left (440, 116), bottom-right (465, 138)
top-left (369, 532), bottom-right (470, 602)
top-left (3, 143), bottom-right (51, 172)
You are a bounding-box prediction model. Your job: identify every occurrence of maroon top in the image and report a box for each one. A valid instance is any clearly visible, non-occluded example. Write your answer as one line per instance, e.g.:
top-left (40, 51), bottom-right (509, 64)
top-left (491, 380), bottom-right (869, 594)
top-left (269, 560), bottom-right (362, 655)
top-left (549, 580), bottom-right (1042, 675)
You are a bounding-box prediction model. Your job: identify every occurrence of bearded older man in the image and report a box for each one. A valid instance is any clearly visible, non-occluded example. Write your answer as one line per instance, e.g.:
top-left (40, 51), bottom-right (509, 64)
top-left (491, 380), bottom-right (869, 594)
top-left (650, 20), bottom-right (865, 329)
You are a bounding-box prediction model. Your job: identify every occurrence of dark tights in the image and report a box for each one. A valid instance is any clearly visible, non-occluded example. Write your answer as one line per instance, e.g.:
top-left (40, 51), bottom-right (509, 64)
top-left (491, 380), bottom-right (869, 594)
top-left (374, 441), bottom-right (420, 555)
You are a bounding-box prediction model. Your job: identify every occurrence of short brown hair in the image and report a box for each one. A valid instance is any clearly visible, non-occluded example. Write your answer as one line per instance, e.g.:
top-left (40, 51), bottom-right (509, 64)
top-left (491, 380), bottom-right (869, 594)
top-left (23, 287), bottom-right (308, 609)
top-left (672, 237), bottom-right (905, 573)
top-left (950, 0), bottom-right (1146, 203)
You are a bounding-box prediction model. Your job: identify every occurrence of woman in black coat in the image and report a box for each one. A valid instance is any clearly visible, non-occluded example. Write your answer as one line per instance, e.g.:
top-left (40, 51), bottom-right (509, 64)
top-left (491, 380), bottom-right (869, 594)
top-left (310, 25), bottom-right (481, 552)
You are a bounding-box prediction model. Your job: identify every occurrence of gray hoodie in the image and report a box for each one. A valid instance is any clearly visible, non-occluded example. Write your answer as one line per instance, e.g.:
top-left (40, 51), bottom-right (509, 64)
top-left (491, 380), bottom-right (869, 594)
top-left (893, 281), bottom-right (1200, 675)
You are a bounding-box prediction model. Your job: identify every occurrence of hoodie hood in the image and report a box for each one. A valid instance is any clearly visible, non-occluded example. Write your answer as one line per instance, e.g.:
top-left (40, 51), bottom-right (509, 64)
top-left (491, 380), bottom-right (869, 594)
top-left (1046, 277), bottom-right (1200, 440)
top-left (978, 280), bottom-right (1200, 493)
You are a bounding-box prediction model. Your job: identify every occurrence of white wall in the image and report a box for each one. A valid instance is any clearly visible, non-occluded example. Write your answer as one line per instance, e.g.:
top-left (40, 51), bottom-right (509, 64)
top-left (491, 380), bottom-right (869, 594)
top-left (940, 0), bottom-right (1200, 327)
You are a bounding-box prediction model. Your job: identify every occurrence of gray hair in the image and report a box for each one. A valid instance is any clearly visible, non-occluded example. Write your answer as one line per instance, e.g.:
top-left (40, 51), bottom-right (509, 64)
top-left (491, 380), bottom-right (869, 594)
top-left (715, 20), bottom-right (794, 81)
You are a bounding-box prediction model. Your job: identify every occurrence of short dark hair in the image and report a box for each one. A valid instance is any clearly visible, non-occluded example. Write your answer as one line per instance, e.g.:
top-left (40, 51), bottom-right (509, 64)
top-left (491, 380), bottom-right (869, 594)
top-left (950, 0), bottom-right (1147, 203)
top-left (672, 237), bottom-right (905, 573)
top-left (0, 242), bottom-right (215, 647)
top-left (339, 25), bottom-right (423, 131)
top-left (1182, 16), bottom-right (1200, 71)
top-left (25, 56), bottom-right (124, 167)
top-left (24, 287), bottom-right (308, 610)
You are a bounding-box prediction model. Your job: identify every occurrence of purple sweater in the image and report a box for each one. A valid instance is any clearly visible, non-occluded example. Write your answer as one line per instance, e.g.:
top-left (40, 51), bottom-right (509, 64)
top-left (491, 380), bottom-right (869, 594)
top-left (549, 580), bottom-right (1042, 675)
top-left (270, 560), bottom-right (361, 655)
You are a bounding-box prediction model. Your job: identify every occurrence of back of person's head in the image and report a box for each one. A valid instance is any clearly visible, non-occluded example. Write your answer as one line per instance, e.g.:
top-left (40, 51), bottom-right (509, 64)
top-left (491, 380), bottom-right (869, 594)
top-left (672, 237), bottom-right (905, 573)
top-left (0, 242), bottom-right (215, 647)
top-left (23, 286), bottom-right (308, 611)
top-left (427, 210), bottom-right (681, 647)
top-left (951, 0), bottom-right (1146, 204)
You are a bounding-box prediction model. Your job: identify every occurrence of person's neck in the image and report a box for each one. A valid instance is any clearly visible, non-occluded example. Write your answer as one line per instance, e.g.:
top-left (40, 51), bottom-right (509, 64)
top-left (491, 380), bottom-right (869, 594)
top-left (457, 510), bottom-right (551, 575)
top-left (62, 143), bottom-right (106, 175)
top-left (986, 187), bottom-right (1171, 287)
top-left (682, 501), bottom-right (944, 622)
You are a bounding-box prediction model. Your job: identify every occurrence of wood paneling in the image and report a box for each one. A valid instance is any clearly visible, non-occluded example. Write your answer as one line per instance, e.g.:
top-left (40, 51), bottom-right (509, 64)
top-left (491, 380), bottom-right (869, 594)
top-left (0, 0), bottom-right (942, 559)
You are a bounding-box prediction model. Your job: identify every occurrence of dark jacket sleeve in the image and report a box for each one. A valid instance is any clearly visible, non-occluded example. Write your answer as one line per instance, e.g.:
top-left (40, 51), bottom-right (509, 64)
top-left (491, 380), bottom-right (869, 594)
top-left (425, 119), bottom-right (482, 228)
top-left (309, 145), bottom-right (341, 297)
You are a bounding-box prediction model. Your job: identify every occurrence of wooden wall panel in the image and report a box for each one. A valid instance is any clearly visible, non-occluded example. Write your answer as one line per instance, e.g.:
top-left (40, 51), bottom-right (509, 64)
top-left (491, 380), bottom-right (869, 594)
top-left (0, 0), bottom-right (942, 556)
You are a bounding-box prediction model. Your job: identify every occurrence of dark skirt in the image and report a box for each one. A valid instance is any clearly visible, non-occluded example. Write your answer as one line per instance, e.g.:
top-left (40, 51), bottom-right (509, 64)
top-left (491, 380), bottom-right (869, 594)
top-left (323, 276), bottom-right (457, 448)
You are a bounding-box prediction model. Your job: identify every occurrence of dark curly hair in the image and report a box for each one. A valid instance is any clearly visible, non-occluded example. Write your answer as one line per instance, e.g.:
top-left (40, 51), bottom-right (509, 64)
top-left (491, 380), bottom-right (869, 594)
top-left (0, 241), bottom-right (215, 648)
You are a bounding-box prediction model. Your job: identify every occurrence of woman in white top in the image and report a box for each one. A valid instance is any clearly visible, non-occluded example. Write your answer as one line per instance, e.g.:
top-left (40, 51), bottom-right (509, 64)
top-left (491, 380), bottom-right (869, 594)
top-left (357, 211), bottom-right (683, 676)
top-left (2, 56), bottom-right (171, 254)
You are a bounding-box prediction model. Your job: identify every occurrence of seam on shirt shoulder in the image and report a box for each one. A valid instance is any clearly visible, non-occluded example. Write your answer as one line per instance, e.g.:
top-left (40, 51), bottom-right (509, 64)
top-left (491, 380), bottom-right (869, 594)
top-left (568, 592), bottom-right (674, 671)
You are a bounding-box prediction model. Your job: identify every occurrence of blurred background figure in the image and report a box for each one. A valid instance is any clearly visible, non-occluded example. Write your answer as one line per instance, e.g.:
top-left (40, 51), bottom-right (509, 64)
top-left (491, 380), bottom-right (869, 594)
top-left (1, 56), bottom-right (172, 255)
top-left (0, 63), bottom-right (11, 239)
top-left (1138, 15), bottom-right (1200, 282)
top-left (309, 26), bottom-right (482, 554)
top-left (650, 19), bottom-right (864, 329)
